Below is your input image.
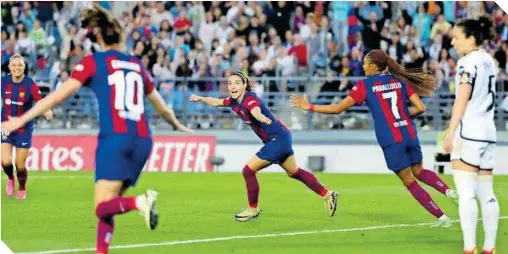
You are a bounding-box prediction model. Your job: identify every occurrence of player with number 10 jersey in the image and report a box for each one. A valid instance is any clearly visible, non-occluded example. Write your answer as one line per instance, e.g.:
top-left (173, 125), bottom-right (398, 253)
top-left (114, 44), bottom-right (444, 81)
top-left (1, 4), bottom-right (192, 253)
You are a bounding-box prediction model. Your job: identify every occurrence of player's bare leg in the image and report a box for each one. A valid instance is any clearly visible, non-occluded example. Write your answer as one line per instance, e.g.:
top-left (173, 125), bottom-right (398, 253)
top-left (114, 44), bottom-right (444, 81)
top-left (452, 160), bottom-right (481, 253)
top-left (94, 180), bottom-right (158, 254)
top-left (411, 161), bottom-right (458, 205)
top-left (14, 147), bottom-right (29, 199)
top-left (1, 143), bottom-right (15, 197)
top-left (235, 156), bottom-right (269, 222)
top-left (280, 155), bottom-right (338, 217)
top-left (396, 167), bottom-right (451, 228)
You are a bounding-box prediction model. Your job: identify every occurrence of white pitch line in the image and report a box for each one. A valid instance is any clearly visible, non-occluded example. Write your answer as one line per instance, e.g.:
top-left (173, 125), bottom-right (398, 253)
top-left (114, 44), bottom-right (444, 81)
top-left (1, 175), bottom-right (90, 179)
top-left (17, 216), bottom-right (508, 254)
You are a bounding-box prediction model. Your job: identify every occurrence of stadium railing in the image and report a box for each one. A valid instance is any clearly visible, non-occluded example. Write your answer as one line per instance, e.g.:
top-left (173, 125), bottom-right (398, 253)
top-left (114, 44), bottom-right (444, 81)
top-left (35, 76), bottom-right (508, 131)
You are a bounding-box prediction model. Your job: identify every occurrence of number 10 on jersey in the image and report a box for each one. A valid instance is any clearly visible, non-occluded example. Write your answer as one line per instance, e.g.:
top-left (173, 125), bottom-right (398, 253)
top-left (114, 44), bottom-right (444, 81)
top-left (108, 70), bottom-right (145, 121)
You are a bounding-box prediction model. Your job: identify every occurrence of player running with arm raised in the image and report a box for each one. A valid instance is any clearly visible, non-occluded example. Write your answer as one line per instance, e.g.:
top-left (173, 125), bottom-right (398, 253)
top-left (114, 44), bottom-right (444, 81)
top-left (445, 17), bottom-right (499, 254)
top-left (292, 50), bottom-right (458, 227)
top-left (1, 54), bottom-right (53, 200)
top-left (1, 4), bottom-right (191, 254)
top-left (190, 72), bottom-right (338, 222)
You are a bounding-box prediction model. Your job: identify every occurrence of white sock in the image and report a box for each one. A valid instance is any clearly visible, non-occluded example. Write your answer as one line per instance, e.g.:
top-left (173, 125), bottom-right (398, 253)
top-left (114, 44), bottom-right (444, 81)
top-left (135, 195), bottom-right (144, 209)
top-left (453, 170), bottom-right (478, 251)
top-left (476, 174), bottom-right (499, 251)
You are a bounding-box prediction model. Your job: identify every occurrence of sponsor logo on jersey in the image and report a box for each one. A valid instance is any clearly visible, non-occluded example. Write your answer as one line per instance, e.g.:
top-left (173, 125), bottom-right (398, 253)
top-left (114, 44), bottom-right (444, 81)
top-left (393, 120), bottom-right (408, 128)
top-left (4, 99), bottom-right (23, 105)
top-left (2, 135), bottom-right (7, 140)
top-left (372, 82), bottom-right (402, 93)
top-left (74, 64), bottom-right (84, 71)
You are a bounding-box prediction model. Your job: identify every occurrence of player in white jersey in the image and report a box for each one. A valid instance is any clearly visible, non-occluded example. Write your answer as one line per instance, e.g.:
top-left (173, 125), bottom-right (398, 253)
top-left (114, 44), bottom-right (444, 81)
top-left (445, 17), bottom-right (499, 254)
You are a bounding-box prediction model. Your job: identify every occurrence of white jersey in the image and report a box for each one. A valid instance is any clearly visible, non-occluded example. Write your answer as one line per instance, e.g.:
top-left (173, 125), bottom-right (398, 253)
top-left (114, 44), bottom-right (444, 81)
top-left (454, 49), bottom-right (497, 142)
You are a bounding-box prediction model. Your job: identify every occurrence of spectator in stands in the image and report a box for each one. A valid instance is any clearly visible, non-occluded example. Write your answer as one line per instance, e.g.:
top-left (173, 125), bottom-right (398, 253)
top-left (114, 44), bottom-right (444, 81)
top-left (330, 1), bottom-right (350, 52)
top-left (151, 1), bottom-right (173, 27)
top-left (173, 10), bottom-right (193, 34)
top-left (138, 15), bottom-right (158, 39)
top-left (1, 2), bottom-right (15, 30)
top-left (412, 5), bottom-right (432, 45)
top-left (269, 1), bottom-right (291, 41)
top-left (276, 44), bottom-right (295, 77)
top-left (288, 34), bottom-right (308, 68)
top-left (18, 2), bottom-right (37, 32)
top-left (429, 33), bottom-right (443, 61)
top-left (29, 21), bottom-right (47, 53)
top-left (215, 15), bottom-right (233, 43)
top-left (354, 2), bottom-right (391, 53)
top-left (293, 6), bottom-right (305, 32)
top-left (430, 15), bottom-right (451, 40)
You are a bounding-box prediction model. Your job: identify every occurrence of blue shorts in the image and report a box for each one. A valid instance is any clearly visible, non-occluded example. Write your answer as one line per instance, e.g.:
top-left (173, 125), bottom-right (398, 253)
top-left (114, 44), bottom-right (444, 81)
top-left (95, 135), bottom-right (153, 187)
top-left (1, 131), bottom-right (32, 148)
top-left (382, 138), bottom-right (423, 172)
top-left (256, 132), bottom-right (294, 164)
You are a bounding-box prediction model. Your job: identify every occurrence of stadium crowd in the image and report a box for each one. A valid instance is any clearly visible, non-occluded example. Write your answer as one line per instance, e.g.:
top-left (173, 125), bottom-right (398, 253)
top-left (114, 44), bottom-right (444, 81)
top-left (1, 1), bottom-right (508, 129)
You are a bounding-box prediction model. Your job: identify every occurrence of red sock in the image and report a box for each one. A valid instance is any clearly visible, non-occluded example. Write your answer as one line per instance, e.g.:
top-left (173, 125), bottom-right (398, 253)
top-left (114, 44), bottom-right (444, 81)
top-left (96, 217), bottom-right (114, 254)
top-left (242, 165), bottom-right (259, 208)
top-left (16, 169), bottom-right (27, 190)
top-left (290, 168), bottom-right (328, 197)
top-left (2, 163), bottom-right (14, 180)
top-left (416, 169), bottom-right (449, 194)
top-left (406, 181), bottom-right (444, 218)
top-left (95, 197), bottom-right (137, 220)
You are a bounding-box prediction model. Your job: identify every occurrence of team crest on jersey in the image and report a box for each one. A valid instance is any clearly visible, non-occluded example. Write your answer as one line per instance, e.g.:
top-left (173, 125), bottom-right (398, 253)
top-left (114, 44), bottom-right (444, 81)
top-left (19, 92), bottom-right (25, 97)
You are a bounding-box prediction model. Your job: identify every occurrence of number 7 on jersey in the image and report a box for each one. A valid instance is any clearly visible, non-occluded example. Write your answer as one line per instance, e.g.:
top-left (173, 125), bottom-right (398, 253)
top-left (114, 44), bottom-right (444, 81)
top-left (382, 91), bottom-right (401, 119)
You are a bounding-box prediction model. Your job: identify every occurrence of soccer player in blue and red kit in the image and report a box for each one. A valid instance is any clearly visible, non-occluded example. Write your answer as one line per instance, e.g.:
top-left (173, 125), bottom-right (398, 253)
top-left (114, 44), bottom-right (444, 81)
top-left (190, 72), bottom-right (338, 222)
top-left (1, 54), bottom-right (53, 200)
top-left (291, 50), bottom-right (458, 227)
top-left (2, 4), bottom-right (192, 254)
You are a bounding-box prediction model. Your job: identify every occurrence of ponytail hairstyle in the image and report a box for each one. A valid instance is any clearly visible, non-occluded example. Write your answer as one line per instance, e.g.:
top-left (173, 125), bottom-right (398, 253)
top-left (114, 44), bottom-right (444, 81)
top-left (230, 71), bottom-right (254, 92)
top-left (366, 50), bottom-right (437, 97)
top-left (455, 16), bottom-right (496, 46)
top-left (80, 2), bottom-right (123, 45)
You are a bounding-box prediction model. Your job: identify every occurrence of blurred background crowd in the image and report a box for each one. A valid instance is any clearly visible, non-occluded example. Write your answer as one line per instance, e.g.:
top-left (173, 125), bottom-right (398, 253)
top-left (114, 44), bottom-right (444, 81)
top-left (1, 1), bottom-right (508, 130)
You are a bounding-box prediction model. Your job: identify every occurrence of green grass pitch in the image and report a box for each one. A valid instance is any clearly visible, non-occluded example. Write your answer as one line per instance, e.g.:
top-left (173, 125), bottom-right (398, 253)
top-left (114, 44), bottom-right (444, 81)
top-left (2, 172), bottom-right (507, 253)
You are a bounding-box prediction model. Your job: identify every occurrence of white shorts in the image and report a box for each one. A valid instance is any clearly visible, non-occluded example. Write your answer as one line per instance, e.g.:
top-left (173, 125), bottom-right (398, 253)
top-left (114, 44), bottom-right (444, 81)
top-left (451, 132), bottom-right (495, 170)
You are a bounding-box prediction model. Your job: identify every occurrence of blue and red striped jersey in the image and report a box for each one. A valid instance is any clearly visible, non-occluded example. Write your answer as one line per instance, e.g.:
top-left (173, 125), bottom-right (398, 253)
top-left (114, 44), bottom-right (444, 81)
top-left (349, 74), bottom-right (417, 147)
top-left (70, 50), bottom-right (155, 138)
top-left (223, 91), bottom-right (290, 142)
top-left (1, 75), bottom-right (42, 133)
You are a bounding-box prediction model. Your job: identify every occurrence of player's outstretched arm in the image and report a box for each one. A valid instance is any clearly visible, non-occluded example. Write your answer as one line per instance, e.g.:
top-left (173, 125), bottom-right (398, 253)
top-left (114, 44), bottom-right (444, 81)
top-left (444, 84), bottom-right (472, 153)
top-left (408, 94), bottom-right (426, 116)
top-left (147, 90), bottom-right (193, 132)
top-left (249, 107), bottom-right (272, 125)
top-left (290, 94), bottom-right (356, 114)
top-left (1, 79), bottom-right (82, 132)
top-left (189, 94), bottom-right (224, 107)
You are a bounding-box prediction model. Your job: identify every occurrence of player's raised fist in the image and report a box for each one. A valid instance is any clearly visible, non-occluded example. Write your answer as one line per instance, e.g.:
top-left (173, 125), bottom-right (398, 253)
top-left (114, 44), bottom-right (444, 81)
top-left (290, 94), bottom-right (310, 111)
top-left (189, 94), bottom-right (202, 102)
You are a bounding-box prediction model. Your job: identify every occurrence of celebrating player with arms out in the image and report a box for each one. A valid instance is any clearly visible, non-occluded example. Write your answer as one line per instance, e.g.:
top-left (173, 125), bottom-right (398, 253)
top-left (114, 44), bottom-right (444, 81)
top-left (446, 17), bottom-right (499, 254)
top-left (291, 50), bottom-right (458, 227)
top-left (190, 72), bottom-right (338, 222)
top-left (1, 54), bottom-right (53, 200)
top-left (2, 3), bottom-right (191, 254)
